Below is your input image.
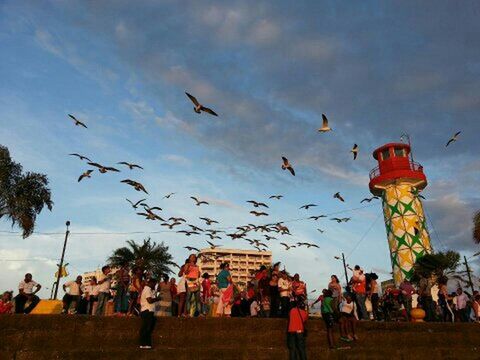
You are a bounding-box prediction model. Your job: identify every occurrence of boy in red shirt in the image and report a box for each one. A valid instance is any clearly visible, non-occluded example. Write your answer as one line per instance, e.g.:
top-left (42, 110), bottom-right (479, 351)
top-left (287, 298), bottom-right (308, 360)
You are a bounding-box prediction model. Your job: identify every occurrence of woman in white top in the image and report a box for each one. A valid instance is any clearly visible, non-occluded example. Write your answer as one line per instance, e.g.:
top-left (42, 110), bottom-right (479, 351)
top-left (139, 278), bottom-right (160, 349)
top-left (339, 293), bottom-right (358, 341)
top-left (176, 259), bottom-right (188, 317)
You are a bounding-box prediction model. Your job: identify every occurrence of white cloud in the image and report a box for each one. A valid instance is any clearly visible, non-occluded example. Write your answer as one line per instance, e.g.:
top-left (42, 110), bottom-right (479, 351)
top-left (160, 154), bottom-right (192, 167)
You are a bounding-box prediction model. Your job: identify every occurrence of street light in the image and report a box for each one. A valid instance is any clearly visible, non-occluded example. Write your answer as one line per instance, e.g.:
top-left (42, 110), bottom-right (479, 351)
top-left (53, 221), bottom-right (70, 300)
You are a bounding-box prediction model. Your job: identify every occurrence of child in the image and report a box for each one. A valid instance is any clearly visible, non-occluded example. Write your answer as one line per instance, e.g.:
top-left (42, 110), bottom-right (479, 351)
top-left (321, 289), bottom-right (336, 349)
top-left (339, 293), bottom-right (358, 342)
top-left (250, 296), bottom-right (260, 317)
top-left (287, 298), bottom-right (308, 360)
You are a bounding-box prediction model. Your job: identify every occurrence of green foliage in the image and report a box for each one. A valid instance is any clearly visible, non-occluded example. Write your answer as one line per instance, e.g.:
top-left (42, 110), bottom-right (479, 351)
top-left (0, 145), bottom-right (53, 238)
top-left (411, 250), bottom-right (461, 283)
top-left (473, 211), bottom-right (480, 244)
top-left (108, 237), bottom-right (175, 278)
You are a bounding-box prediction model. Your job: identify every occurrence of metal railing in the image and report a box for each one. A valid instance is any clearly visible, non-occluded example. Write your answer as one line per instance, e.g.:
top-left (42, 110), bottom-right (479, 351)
top-left (369, 160), bottom-right (423, 180)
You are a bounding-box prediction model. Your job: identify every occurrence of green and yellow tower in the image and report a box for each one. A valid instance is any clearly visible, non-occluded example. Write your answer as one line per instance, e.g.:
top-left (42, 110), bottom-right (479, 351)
top-left (369, 143), bottom-right (432, 286)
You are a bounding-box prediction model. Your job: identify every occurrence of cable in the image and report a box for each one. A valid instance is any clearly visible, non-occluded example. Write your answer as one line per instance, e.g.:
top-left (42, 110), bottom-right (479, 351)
top-left (345, 212), bottom-right (382, 259)
top-left (422, 204), bottom-right (447, 252)
top-left (0, 203), bottom-right (378, 237)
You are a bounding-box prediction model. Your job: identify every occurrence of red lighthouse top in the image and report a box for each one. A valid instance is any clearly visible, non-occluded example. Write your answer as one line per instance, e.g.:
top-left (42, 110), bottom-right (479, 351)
top-left (369, 143), bottom-right (427, 196)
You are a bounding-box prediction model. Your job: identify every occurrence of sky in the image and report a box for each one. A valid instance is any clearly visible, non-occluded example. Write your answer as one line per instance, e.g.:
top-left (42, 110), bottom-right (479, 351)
top-left (1, 0), bottom-right (480, 297)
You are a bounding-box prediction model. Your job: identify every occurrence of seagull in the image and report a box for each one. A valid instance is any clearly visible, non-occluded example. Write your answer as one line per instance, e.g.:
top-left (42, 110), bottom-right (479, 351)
top-left (227, 233), bottom-right (246, 240)
top-left (264, 235), bottom-right (277, 241)
top-left (185, 92), bottom-right (218, 116)
top-left (121, 179), bottom-right (148, 194)
top-left (280, 243), bottom-right (296, 250)
top-left (281, 156), bottom-right (295, 176)
top-left (88, 162), bottom-right (120, 174)
top-left (206, 233), bottom-right (222, 240)
top-left (351, 144), bottom-right (359, 160)
top-left (309, 215), bottom-right (327, 220)
top-left (78, 170), bottom-right (93, 182)
top-left (184, 246), bottom-right (200, 252)
top-left (69, 153), bottom-right (91, 162)
top-left (331, 217), bottom-right (350, 223)
top-left (117, 162), bottom-right (144, 170)
top-left (161, 222), bottom-right (182, 229)
top-left (247, 200), bottom-right (269, 208)
top-left (177, 230), bottom-right (200, 236)
top-left (190, 196), bottom-right (209, 206)
top-left (275, 223), bottom-right (290, 235)
top-left (188, 224), bottom-right (204, 232)
top-left (269, 195), bottom-right (283, 200)
top-left (446, 131), bottom-right (461, 147)
top-left (360, 196), bottom-right (379, 203)
top-left (126, 198), bottom-right (147, 209)
top-left (317, 229), bottom-right (325, 233)
top-left (68, 114), bottom-right (87, 128)
top-left (304, 243), bottom-right (320, 248)
top-left (333, 192), bottom-right (345, 202)
top-left (137, 211), bottom-right (164, 221)
top-left (250, 211), bottom-right (269, 217)
top-left (199, 217), bottom-right (219, 225)
top-left (318, 114), bottom-right (332, 133)
top-left (163, 192), bottom-right (176, 199)
top-left (143, 205), bottom-right (162, 212)
top-left (206, 240), bottom-right (221, 249)
top-left (169, 217), bottom-right (187, 223)
top-left (300, 204), bottom-right (317, 210)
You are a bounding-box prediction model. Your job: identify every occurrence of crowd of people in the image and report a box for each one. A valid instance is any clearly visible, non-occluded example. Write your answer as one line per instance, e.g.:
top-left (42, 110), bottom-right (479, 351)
top-left (1, 259), bottom-right (479, 355)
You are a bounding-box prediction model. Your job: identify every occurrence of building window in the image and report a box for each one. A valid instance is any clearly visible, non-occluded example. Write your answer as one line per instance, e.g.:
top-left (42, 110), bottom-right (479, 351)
top-left (381, 149), bottom-right (390, 160)
top-left (394, 148), bottom-right (405, 157)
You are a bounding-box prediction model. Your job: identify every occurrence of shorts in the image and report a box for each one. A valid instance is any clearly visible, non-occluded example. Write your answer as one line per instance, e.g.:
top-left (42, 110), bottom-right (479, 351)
top-left (322, 312), bottom-right (335, 329)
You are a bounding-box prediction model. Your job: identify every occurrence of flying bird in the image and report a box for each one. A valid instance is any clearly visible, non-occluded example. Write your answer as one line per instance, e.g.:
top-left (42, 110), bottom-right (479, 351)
top-left (177, 230), bottom-right (200, 236)
top-left (280, 243), bottom-right (296, 251)
top-left (68, 114), bottom-right (87, 128)
top-left (309, 215), bottom-right (327, 220)
top-left (163, 192), bottom-right (176, 199)
top-left (247, 200), bottom-right (269, 208)
top-left (137, 211), bottom-right (163, 221)
top-left (300, 204), bottom-right (317, 210)
top-left (333, 192), bottom-right (345, 202)
top-left (185, 92), bottom-right (218, 116)
top-left (206, 233), bottom-right (222, 240)
top-left (184, 246), bottom-right (200, 252)
top-left (264, 235), bottom-right (277, 241)
top-left (281, 157), bottom-right (295, 176)
top-left (445, 131), bottom-right (461, 147)
top-left (117, 162), bottom-right (144, 170)
top-left (69, 153), bottom-right (91, 162)
top-left (77, 170), bottom-right (93, 182)
top-left (351, 144), bottom-right (359, 160)
top-left (161, 222), bottom-right (182, 229)
top-left (121, 179), bottom-right (148, 194)
top-left (317, 228), bottom-right (325, 233)
top-left (318, 114), bottom-right (332, 133)
top-left (250, 211), bottom-right (269, 217)
top-left (88, 162), bottom-right (120, 174)
top-left (190, 196), bottom-right (209, 206)
top-left (169, 217), bottom-right (186, 223)
top-left (331, 217), bottom-right (350, 223)
top-left (206, 240), bottom-right (221, 249)
top-left (360, 196), bottom-right (379, 203)
top-left (269, 195), bottom-right (283, 200)
top-left (188, 224), bottom-right (204, 232)
top-left (126, 198), bottom-right (147, 209)
top-left (199, 217), bottom-right (219, 225)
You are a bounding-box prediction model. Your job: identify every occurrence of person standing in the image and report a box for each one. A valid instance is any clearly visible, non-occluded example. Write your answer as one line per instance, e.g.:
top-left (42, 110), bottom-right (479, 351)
top-left (15, 273), bottom-right (41, 314)
top-left (269, 263), bottom-right (281, 318)
top-left (128, 267), bottom-right (143, 316)
top-left (368, 274), bottom-right (380, 321)
top-left (278, 271), bottom-right (291, 318)
top-left (62, 275), bottom-right (83, 314)
top-left (418, 275), bottom-right (434, 321)
top-left (201, 273), bottom-right (212, 316)
top-left (170, 278), bottom-right (178, 317)
top-left (351, 267), bottom-right (368, 320)
top-left (292, 274), bottom-right (307, 299)
top-left (184, 254), bottom-right (201, 317)
top-left (454, 288), bottom-right (469, 322)
top-left (438, 278), bottom-right (453, 322)
top-left (114, 264), bottom-right (130, 316)
top-left (339, 293), bottom-right (358, 342)
top-left (177, 259), bottom-right (188, 317)
top-left (320, 289), bottom-right (336, 350)
top-left (399, 279), bottom-right (415, 321)
top-left (216, 262), bottom-right (233, 317)
top-left (95, 266), bottom-right (112, 316)
top-left (328, 275), bottom-right (342, 319)
top-left (139, 278), bottom-right (161, 349)
top-left (156, 275), bottom-right (172, 317)
top-left (0, 291), bottom-right (14, 314)
top-left (84, 277), bottom-right (99, 315)
top-left (287, 298), bottom-right (308, 360)
top-left (472, 294), bottom-right (480, 323)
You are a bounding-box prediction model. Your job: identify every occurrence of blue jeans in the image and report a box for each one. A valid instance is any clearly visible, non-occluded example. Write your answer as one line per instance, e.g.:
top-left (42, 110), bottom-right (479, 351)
top-left (95, 292), bottom-right (109, 316)
top-left (356, 293), bottom-right (369, 320)
top-left (114, 285), bottom-right (129, 313)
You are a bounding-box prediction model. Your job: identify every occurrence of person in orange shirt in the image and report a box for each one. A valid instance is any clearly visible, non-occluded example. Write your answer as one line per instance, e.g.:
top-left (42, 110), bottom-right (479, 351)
top-left (184, 254), bottom-right (201, 317)
top-left (287, 298), bottom-right (308, 360)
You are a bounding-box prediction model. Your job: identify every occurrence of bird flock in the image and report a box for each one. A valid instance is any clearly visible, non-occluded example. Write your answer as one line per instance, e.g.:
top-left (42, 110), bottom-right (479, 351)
top-left (66, 93), bottom-right (462, 260)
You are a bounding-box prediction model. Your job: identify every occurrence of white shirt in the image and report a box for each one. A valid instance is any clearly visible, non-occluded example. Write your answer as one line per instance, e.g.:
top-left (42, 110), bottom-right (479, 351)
top-left (455, 293), bottom-right (468, 310)
top-left (18, 280), bottom-right (38, 294)
top-left (278, 278), bottom-right (291, 297)
top-left (140, 286), bottom-right (156, 312)
top-left (64, 281), bottom-right (83, 296)
top-left (96, 273), bottom-right (111, 293)
top-left (250, 300), bottom-right (260, 316)
top-left (83, 284), bottom-right (99, 297)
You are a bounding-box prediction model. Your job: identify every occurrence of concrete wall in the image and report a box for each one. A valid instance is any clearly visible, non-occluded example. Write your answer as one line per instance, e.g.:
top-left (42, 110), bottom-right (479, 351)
top-left (1, 315), bottom-right (479, 359)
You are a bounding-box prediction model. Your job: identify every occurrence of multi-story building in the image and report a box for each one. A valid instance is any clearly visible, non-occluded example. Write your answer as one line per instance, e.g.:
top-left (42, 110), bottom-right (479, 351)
top-left (197, 248), bottom-right (272, 288)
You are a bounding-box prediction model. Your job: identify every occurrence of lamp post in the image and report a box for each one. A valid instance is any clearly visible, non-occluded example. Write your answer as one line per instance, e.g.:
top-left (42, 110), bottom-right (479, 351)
top-left (464, 252), bottom-right (479, 295)
top-left (53, 221), bottom-right (70, 300)
top-left (334, 253), bottom-right (350, 290)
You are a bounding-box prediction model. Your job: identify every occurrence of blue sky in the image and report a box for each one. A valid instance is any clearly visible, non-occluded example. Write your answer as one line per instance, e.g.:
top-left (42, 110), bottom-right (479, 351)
top-left (1, 1), bottom-right (479, 297)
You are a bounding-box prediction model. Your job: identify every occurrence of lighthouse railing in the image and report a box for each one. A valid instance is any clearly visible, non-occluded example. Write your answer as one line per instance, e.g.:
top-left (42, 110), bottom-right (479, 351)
top-left (369, 160), bottom-right (424, 180)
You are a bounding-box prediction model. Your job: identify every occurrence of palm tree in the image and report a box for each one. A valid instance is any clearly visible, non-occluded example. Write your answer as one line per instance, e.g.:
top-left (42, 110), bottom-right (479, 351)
top-left (473, 211), bottom-right (480, 244)
top-left (411, 250), bottom-right (464, 285)
top-left (108, 238), bottom-right (176, 278)
top-left (0, 145), bottom-right (53, 238)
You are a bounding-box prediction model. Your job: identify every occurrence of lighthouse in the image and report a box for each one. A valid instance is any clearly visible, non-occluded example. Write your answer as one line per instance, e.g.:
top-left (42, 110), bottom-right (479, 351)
top-left (369, 142), bottom-right (432, 286)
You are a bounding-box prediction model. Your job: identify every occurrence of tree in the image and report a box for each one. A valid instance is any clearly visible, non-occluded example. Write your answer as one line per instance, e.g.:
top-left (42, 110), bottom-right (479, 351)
top-left (473, 211), bottom-right (480, 244)
top-left (108, 238), bottom-right (175, 278)
top-left (411, 250), bottom-right (462, 284)
top-left (0, 145), bottom-right (53, 238)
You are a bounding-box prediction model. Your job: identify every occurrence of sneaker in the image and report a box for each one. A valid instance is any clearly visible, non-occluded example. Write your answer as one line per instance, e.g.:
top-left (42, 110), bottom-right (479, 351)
top-left (340, 337), bottom-right (352, 342)
top-left (139, 346), bottom-right (152, 349)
